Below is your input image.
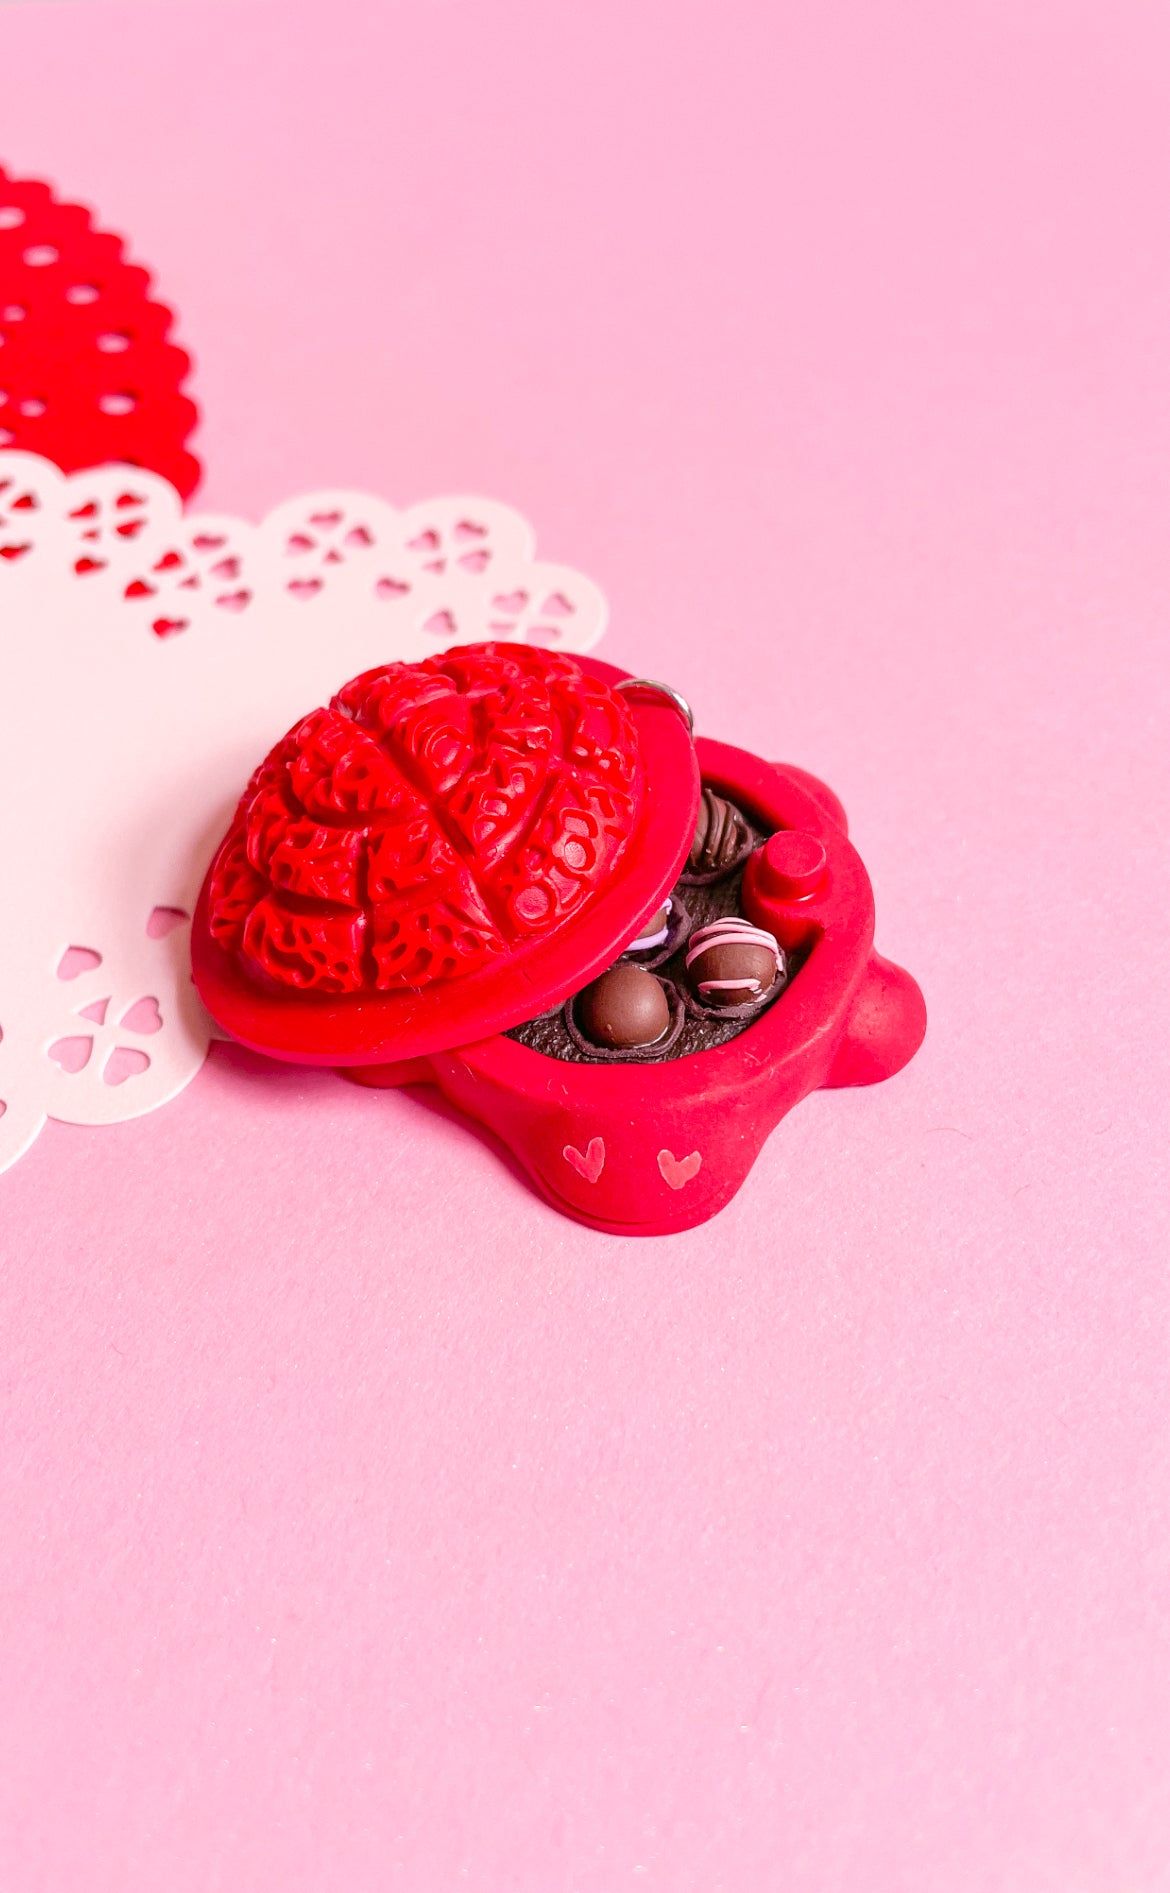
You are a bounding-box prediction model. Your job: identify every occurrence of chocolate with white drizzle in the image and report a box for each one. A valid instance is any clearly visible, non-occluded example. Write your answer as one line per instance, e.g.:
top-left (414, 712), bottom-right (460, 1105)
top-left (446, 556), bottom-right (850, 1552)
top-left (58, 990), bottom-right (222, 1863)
top-left (627, 897), bottom-right (672, 954)
top-left (684, 786), bottom-right (753, 881)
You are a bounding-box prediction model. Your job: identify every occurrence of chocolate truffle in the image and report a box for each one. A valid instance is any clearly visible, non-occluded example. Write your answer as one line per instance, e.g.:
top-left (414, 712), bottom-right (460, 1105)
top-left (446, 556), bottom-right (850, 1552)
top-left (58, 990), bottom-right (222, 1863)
top-left (685, 917), bottom-right (783, 1011)
top-left (576, 963), bottom-right (672, 1049)
top-left (687, 787), bottom-right (751, 878)
top-left (626, 897), bottom-right (673, 955)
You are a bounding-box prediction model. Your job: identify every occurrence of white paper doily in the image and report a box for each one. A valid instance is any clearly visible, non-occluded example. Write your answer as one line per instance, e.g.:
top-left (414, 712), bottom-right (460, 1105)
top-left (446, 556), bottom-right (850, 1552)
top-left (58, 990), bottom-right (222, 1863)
top-left (0, 449), bottom-right (607, 1171)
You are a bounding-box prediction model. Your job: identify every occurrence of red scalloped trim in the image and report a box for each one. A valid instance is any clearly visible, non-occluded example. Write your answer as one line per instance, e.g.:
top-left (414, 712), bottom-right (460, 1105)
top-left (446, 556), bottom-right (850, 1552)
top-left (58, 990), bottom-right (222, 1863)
top-left (0, 166), bottom-right (200, 498)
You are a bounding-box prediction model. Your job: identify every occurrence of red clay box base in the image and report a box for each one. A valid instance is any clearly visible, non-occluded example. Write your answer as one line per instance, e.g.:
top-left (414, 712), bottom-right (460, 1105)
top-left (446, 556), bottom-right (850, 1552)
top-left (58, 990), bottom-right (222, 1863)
top-left (348, 740), bottom-right (926, 1236)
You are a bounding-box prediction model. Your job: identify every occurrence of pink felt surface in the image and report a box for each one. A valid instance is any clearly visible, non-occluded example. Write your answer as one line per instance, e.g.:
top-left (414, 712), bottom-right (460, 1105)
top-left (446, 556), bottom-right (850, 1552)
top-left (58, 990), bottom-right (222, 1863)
top-left (2, 1), bottom-right (1169, 1887)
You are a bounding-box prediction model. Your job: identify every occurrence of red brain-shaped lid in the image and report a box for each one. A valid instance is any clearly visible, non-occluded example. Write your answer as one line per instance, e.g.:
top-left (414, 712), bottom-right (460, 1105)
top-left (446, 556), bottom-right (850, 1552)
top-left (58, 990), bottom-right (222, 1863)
top-left (209, 643), bottom-right (642, 994)
top-left (194, 645), bottom-right (700, 1066)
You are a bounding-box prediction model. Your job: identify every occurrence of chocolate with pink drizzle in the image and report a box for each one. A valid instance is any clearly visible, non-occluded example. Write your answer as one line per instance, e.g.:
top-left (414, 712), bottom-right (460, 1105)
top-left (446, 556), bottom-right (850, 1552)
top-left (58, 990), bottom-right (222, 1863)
top-left (685, 916), bottom-right (785, 1013)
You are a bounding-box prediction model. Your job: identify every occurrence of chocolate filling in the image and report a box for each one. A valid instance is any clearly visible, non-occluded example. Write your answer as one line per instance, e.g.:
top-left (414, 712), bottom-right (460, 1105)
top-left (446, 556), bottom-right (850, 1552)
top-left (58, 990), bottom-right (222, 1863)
top-left (507, 797), bottom-right (797, 1064)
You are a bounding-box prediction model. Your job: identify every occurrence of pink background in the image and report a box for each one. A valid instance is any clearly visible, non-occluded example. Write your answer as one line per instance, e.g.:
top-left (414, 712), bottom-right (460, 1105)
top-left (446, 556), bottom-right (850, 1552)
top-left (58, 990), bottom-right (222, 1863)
top-left (2, 1), bottom-right (1169, 1887)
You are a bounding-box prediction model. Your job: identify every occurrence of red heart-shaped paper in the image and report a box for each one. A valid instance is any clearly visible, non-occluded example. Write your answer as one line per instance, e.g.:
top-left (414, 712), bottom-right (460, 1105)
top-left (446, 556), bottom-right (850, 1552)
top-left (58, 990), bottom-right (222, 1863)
top-left (0, 167), bottom-right (200, 496)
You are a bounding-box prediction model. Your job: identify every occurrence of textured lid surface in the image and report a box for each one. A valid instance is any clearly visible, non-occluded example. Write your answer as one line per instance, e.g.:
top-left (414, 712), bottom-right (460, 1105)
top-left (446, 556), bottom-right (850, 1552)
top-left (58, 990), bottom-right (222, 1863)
top-left (192, 644), bottom-right (699, 1065)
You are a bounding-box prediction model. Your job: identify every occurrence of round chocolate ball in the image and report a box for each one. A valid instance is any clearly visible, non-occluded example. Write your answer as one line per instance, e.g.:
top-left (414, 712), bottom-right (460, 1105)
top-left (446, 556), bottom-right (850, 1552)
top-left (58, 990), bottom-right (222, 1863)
top-left (576, 963), bottom-right (672, 1049)
top-left (685, 917), bottom-right (782, 1011)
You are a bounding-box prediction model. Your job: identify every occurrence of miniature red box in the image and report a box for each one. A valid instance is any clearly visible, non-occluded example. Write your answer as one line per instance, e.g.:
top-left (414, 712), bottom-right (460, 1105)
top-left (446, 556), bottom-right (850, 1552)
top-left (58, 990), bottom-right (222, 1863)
top-left (192, 642), bottom-right (925, 1234)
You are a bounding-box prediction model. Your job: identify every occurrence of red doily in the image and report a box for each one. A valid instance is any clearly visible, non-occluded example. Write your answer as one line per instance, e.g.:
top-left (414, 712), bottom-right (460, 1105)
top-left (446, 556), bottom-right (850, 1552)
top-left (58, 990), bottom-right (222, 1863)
top-left (0, 167), bottom-right (199, 497)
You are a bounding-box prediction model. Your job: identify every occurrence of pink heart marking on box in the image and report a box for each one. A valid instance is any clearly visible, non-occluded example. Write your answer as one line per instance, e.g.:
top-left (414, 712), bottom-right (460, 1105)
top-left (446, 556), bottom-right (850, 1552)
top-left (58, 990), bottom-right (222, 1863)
top-left (563, 1137), bottom-right (605, 1184)
top-left (658, 1148), bottom-right (702, 1189)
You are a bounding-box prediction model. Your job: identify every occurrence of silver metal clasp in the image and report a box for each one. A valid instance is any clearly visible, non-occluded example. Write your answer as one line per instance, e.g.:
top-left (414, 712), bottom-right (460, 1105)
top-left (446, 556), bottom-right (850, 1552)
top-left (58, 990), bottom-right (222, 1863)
top-left (614, 677), bottom-right (694, 733)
